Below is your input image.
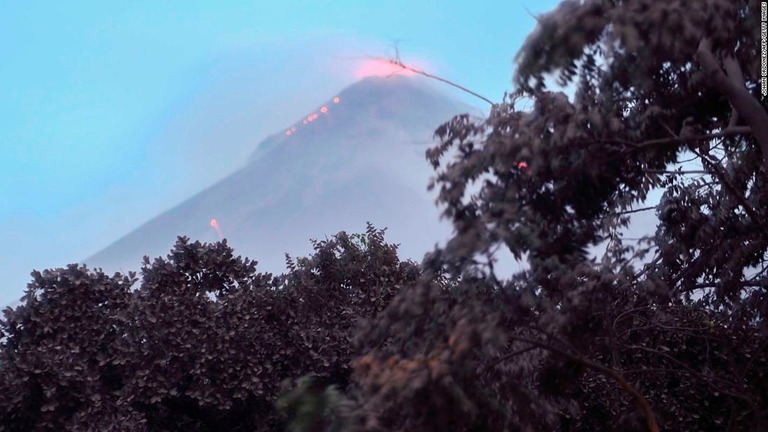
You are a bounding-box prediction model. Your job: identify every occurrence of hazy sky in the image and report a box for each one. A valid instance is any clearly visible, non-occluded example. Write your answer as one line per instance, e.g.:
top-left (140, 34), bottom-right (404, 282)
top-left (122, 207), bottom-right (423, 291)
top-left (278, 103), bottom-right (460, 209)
top-left (0, 0), bottom-right (561, 305)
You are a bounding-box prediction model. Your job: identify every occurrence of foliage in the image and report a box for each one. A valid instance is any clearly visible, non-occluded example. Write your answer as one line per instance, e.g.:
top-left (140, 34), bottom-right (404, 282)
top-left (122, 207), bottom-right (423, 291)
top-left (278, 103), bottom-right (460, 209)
top-left (2, 1), bottom-right (767, 430)
top-left (335, 0), bottom-right (766, 430)
top-left (0, 224), bottom-right (418, 431)
top-left (330, 0), bottom-right (766, 431)
top-left (276, 375), bottom-right (347, 432)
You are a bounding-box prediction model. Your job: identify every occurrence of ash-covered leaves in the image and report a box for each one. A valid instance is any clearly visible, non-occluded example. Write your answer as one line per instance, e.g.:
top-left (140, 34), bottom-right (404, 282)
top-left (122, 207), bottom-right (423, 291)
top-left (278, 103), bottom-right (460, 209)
top-left (414, 0), bottom-right (767, 430)
top-left (2, 1), bottom-right (768, 430)
top-left (0, 225), bottom-right (418, 431)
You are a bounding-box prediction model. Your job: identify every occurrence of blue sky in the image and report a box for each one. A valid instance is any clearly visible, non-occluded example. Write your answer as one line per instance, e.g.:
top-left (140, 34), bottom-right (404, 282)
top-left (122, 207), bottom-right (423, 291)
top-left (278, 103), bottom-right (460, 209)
top-left (0, 0), bottom-right (561, 305)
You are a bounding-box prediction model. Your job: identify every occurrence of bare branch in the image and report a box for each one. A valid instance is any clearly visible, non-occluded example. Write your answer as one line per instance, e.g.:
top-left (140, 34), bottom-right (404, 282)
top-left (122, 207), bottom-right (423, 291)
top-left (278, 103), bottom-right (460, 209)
top-left (378, 56), bottom-right (496, 106)
top-left (615, 205), bottom-right (657, 216)
top-left (644, 169), bottom-right (710, 175)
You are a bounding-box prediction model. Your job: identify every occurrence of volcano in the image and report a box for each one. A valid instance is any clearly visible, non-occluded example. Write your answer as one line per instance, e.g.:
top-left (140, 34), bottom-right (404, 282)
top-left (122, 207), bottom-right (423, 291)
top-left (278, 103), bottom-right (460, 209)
top-left (85, 75), bottom-right (479, 276)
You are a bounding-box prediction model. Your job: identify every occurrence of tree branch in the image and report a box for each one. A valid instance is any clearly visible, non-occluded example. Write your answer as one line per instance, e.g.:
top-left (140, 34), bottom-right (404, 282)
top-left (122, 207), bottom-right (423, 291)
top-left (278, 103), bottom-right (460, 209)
top-left (504, 335), bottom-right (660, 432)
top-left (696, 38), bottom-right (768, 171)
top-left (631, 127), bottom-right (751, 150)
top-left (644, 169), bottom-right (710, 175)
top-left (382, 57), bottom-right (496, 107)
top-left (689, 146), bottom-right (766, 234)
top-left (483, 345), bottom-right (538, 371)
top-left (615, 205), bottom-right (658, 215)
top-left (625, 344), bottom-right (752, 404)
top-left (622, 367), bottom-right (752, 404)
top-left (723, 56), bottom-right (745, 129)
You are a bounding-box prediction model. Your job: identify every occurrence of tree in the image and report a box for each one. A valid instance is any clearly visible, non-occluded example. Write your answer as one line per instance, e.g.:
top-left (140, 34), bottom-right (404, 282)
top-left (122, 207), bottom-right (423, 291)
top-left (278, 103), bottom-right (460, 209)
top-left (3, 1), bottom-right (766, 430)
top-left (0, 225), bottom-right (418, 431)
top-left (338, 0), bottom-right (767, 430)
top-left (0, 265), bottom-right (139, 431)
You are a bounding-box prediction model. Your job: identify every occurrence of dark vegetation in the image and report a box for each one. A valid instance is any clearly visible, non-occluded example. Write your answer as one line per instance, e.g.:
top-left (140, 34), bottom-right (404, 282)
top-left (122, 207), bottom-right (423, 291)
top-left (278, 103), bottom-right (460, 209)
top-left (2, 0), bottom-right (766, 430)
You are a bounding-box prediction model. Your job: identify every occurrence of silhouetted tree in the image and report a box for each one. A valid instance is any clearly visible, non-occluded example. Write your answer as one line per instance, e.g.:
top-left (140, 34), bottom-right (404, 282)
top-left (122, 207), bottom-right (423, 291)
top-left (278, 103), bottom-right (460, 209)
top-left (0, 225), bottom-right (418, 431)
top-left (338, 0), bottom-right (767, 431)
top-left (3, 1), bottom-right (766, 431)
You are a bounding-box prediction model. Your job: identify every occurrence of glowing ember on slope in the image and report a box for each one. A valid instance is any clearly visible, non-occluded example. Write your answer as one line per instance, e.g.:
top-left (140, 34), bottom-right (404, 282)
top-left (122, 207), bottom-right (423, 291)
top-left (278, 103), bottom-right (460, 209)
top-left (284, 95), bottom-right (343, 137)
top-left (210, 218), bottom-right (223, 239)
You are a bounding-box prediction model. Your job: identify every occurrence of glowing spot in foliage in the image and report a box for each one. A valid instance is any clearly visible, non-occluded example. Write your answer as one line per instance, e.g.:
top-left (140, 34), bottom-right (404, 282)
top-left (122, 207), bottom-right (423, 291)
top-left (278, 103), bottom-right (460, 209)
top-left (210, 219), bottom-right (223, 240)
top-left (333, 97), bottom-right (340, 103)
top-left (320, 106), bottom-right (328, 113)
top-left (518, 161), bottom-right (528, 169)
top-left (285, 130), bottom-right (292, 136)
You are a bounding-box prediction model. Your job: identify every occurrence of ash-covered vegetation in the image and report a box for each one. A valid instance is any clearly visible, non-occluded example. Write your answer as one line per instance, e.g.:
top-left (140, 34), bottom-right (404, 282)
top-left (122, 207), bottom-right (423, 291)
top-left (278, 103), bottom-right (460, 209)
top-left (2, 0), bottom-right (767, 430)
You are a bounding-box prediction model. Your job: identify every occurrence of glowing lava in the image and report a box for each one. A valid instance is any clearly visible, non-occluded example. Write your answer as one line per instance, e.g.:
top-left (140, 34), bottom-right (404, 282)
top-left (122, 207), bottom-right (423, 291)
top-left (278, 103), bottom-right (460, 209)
top-left (354, 59), bottom-right (417, 79)
top-left (285, 95), bottom-right (342, 138)
top-left (210, 218), bottom-right (223, 239)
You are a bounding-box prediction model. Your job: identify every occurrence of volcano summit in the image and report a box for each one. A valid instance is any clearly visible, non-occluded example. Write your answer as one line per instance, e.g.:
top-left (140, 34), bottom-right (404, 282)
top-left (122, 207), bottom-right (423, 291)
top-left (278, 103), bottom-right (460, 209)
top-left (86, 75), bottom-right (479, 276)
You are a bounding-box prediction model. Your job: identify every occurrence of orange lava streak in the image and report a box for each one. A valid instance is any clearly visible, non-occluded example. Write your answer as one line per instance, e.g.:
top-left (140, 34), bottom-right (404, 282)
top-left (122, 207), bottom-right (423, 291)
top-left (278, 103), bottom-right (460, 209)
top-left (210, 218), bottom-right (223, 240)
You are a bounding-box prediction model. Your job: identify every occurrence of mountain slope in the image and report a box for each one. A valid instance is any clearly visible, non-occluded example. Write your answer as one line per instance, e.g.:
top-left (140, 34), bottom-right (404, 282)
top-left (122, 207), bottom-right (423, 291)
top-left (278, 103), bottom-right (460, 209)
top-left (86, 75), bottom-right (479, 276)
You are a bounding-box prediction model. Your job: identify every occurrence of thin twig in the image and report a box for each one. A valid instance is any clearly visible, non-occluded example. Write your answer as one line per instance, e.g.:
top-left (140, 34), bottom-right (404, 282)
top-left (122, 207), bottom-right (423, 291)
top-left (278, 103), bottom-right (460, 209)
top-left (690, 146), bottom-right (766, 234)
top-left (633, 127), bottom-right (751, 150)
top-left (644, 169), bottom-right (710, 175)
top-left (483, 345), bottom-right (538, 371)
top-left (377, 56), bottom-right (496, 106)
top-left (616, 205), bottom-right (658, 216)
